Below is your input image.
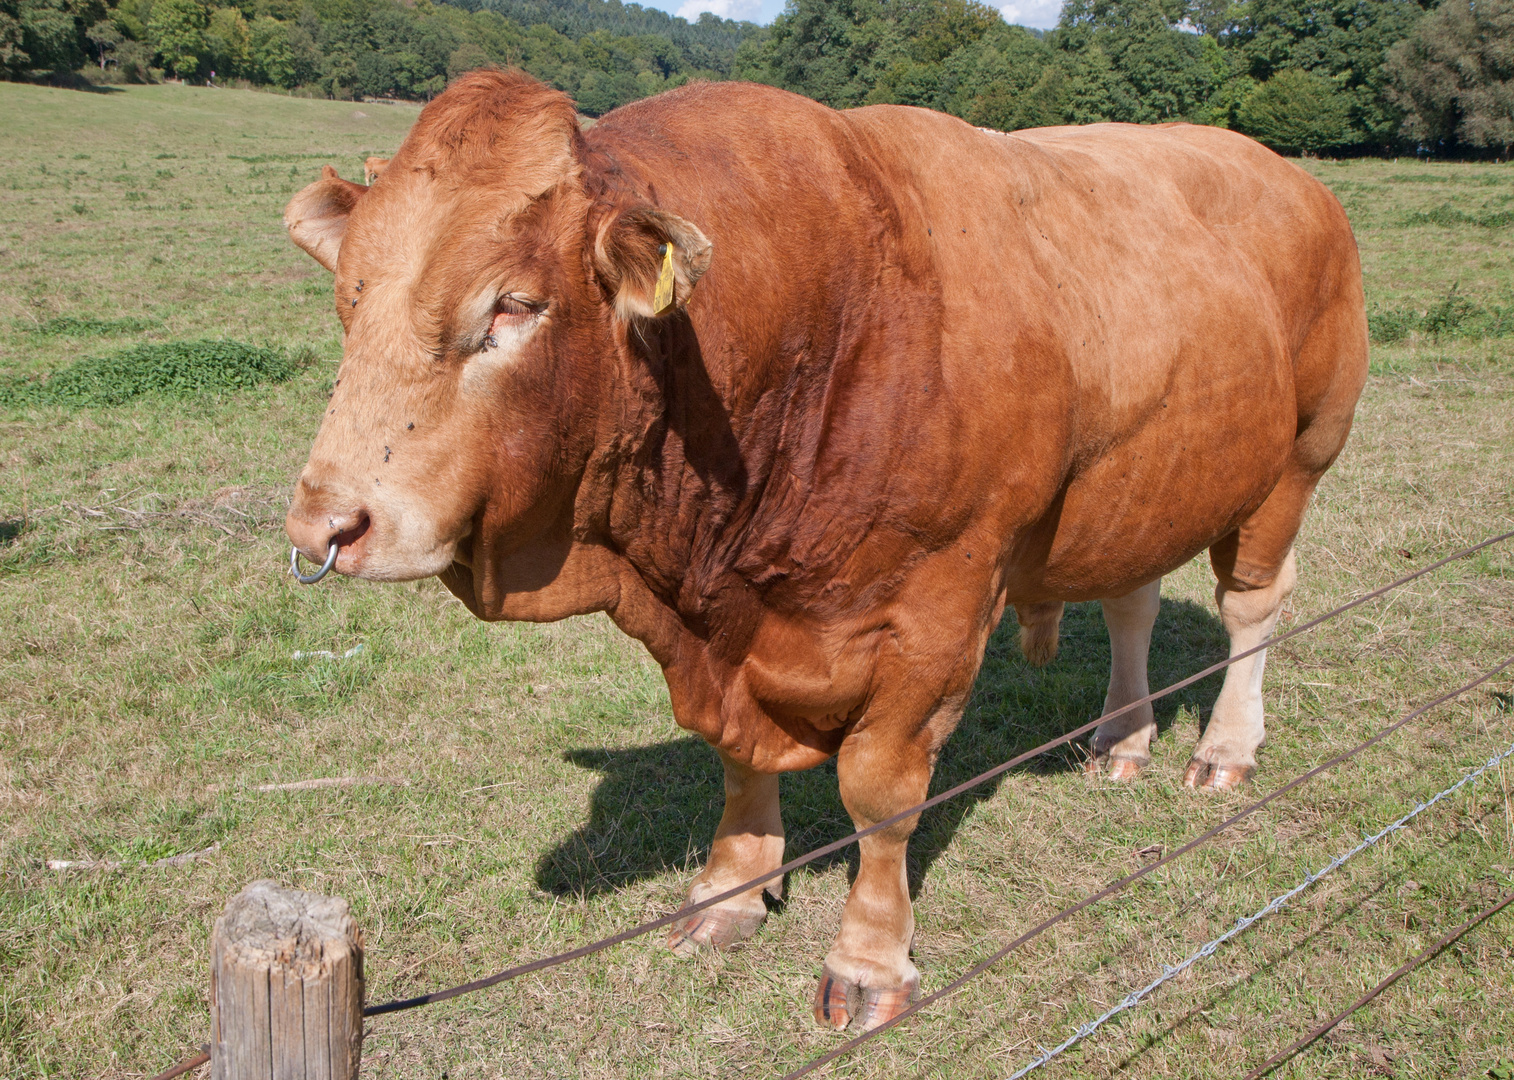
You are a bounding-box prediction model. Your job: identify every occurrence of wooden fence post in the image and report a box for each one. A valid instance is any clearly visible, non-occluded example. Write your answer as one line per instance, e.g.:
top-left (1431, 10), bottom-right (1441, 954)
top-left (211, 880), bottom-right (365, 1080)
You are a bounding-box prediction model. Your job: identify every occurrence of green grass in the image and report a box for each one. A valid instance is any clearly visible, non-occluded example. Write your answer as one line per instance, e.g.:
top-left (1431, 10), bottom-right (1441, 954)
top-left (19, 315), bottom-right (160, 337)
top-left (1, 83), bottom-right (1513, 1080)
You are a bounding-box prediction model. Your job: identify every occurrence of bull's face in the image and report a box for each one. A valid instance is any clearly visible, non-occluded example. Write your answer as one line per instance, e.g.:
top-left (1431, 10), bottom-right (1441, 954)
top-left (281, 72), bottom-right (709, 592)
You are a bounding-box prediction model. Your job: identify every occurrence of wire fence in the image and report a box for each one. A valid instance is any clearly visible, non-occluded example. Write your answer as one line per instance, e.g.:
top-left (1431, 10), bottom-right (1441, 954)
top-left (145, 530), bottom-right (1514, 1078)
top-left (362, 529), bottom-right (1514, 1020)
top-left (1002, 737), bottom-right (1514, 1079)
top-left (1243, 888), bottom-right (1514, 1080)
top-left (779, 655), bottom-right (1513, 1079)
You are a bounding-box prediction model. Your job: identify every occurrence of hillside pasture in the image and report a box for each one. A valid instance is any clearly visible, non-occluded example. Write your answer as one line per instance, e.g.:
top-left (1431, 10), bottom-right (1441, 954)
top-left (1, 82), bottom-right (1512, 1079)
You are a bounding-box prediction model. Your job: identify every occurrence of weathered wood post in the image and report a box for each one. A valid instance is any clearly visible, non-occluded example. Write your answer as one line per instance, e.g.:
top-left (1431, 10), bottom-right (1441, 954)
top-left (210, 880), bottom-right (364, 1080)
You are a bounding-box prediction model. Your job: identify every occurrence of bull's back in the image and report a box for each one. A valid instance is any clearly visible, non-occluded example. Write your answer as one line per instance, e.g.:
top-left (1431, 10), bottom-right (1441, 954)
top-left (841, 107), bottom-right (1366, 597)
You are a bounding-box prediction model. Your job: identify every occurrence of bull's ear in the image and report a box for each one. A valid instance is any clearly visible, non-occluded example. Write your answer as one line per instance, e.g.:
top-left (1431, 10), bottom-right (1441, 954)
top-left (593, 206), bottom-right (712, 320)
top-left (284, 165), bottom-right (368, 273)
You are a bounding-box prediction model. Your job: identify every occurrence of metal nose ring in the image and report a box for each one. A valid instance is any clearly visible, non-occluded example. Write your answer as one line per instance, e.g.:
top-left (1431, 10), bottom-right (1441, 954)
top-left (290, 542), bottom-right (339, 584)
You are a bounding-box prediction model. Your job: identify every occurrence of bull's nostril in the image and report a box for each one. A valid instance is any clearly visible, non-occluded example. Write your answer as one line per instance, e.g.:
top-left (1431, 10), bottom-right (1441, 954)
top-left (330, 513), bottom-right (371, 550)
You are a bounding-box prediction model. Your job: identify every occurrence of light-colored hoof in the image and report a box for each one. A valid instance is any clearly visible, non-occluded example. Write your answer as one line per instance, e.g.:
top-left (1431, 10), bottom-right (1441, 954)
top-left (811, 966), bottom-right (919, 1031)
top-left (1183, 758), bottom-right (1255, 791)
top-left (665, 904), bottom-right (766, 957)
top-left (1085, 754), bottom-right (1147, 782)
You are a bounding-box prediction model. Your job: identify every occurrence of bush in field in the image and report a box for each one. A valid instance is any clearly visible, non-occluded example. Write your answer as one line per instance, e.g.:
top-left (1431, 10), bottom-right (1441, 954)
top-left (1388, 0), bottom-right (1514, 156)
top-left (0, 340), bottom-right (309, 409)
top-left (1402, 202), bottom-right (1514, 227)
top-left (1367, 283), bottom-right (1514, 343)
top-left (1236, 68), bottom-right (1353, 155)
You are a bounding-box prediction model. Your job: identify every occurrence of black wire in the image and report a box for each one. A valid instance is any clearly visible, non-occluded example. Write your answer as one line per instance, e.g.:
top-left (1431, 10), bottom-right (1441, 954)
top-left (361, 528), bottom-right (1513, 1019)
top-left (780, 656), bottom-right (1513, 1078)
top-left (1243, 889), bottom-right (1514, 1080)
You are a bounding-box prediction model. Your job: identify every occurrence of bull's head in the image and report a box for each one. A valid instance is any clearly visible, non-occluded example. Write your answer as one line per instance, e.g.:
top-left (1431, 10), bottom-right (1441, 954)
top-left (281, 70), bottom-right (710, 609)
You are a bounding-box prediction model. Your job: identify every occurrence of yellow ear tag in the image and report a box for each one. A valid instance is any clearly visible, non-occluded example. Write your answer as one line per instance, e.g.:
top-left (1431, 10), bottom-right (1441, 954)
top-left (652, 243), bottom-right (676, 315)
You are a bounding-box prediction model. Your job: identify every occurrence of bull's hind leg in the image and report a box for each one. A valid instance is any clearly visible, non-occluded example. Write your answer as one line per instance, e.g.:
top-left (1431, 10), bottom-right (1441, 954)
top-left (1087, 578), bottom-right (1162, 781)
top-left (1188, 280), bottom-right (1366, 790)
top-left (666, 752), bottom-right (784, 955)
top-left (1187, 538), bottom-right (1298, 792)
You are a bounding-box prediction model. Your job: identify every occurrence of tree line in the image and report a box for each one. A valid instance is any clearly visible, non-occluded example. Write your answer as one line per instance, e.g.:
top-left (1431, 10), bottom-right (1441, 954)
top-left (2, 0), bottom-right (763, 110)
top-left (2, 0), bottom-right (1510, 155)
top-left (742, 0), bottom-right (1513, 155)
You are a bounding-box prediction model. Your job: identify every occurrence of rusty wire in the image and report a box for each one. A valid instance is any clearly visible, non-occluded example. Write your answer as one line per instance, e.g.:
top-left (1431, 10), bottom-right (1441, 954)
top-left (1244, 888), bottom-right (1514, 1079)
top-left (362, 527), bottom-right (1514, 1019)
top-left (141, 528), bottom-right (1512, 1077)
top-left (782, 655), bottom-right (1513, 1079)
top-left (146, 1047), bottom-right (207, 1080)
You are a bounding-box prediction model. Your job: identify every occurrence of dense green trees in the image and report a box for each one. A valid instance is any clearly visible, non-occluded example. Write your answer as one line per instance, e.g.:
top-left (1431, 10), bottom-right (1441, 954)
top-left (735, 0), bottom-right (1509, 153)
top-left (1223, 0), bottom-right (1432, 146)
top-left (147, 0), bottom-right (208, 77)
top-left (2, 0), bottom-right (761, 110)
top-left (737, 0), bottom-right (1232, 126)
top-left (1234, 66), bottom-right (1352, 153)
top-left (4, 0), bottom-right (105, 74)
top-left (1388, 0), bottom-right (1513, 154)
top-left (1, 0), bottom-right (1509, 154)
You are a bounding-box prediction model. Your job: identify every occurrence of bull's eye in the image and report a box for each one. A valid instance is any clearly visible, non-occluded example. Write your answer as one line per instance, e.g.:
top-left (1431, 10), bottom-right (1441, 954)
top-left (475, 295), bottom-right (545, 360)
top-left (492, 295), bottom-right (542, 328)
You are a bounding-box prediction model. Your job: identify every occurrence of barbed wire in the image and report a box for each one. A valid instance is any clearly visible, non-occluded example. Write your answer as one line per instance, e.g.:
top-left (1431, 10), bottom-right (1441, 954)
top-left (1002, 736), bottom-right (1514, 1079)
top-left (364, 529), bottom-right (1514, 1019)
top-left (1242, 888), bottom-right (1514, 1079)
top-left (779, 654), bottom-right (1513, 1078)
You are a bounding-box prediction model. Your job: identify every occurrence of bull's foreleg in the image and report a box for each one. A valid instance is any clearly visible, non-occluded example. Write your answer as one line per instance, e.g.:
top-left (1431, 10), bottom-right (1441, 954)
top-left (1087, 578), bottom-right (1162, 781)
top-left (1187, 547), bottom-right (1297, 791)
top-left (666, 751), bottom-right (784, 956)
top-left (812, 723), bottom-right (936, 1031)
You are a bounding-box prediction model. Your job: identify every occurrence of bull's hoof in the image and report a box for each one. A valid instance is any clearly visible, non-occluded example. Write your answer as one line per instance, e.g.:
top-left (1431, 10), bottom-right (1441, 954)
top-left (811, 966), bottom-right (918, 1031)
top-left (1084, 754), bottom-right (1147, 782)
top-left (665, 904), bottom-right (766, 957)
top-left (1183, 758), bottom-right (1255, 791)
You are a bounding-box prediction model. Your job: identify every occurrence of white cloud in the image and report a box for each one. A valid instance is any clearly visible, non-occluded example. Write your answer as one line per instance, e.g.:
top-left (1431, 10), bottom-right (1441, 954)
top-left (675, 0), bottom-right (763, 19)
top-left (998, 0), bottom-right (1062, 29)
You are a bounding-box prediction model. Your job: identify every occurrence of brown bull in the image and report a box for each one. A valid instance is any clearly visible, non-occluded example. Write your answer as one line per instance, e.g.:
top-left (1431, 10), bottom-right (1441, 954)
top-left (283, 70), bottom-right (1366, 1030)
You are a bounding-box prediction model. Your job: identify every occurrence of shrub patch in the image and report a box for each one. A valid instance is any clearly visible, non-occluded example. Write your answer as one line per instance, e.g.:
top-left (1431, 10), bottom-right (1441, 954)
top-left (1402, 203), bottom-right (1514, 228)
top-left (0, 339), bottom-right (310, 408)
top-left (1368, 285), bottom-right (1514, 343)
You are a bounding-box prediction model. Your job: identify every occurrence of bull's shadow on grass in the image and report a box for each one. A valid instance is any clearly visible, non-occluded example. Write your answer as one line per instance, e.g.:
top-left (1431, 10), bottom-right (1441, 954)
top-left (535, 597), bottom-right (1229, 898)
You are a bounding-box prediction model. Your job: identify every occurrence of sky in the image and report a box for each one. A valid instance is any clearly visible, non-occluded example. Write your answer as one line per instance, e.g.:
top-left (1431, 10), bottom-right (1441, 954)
top-left (638, 0), bottom-right (1065, 32)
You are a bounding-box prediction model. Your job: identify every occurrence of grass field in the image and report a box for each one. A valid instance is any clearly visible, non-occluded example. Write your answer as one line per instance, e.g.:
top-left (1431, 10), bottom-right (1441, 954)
top-left (1, 81), bottom-right (1512, 1080)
